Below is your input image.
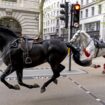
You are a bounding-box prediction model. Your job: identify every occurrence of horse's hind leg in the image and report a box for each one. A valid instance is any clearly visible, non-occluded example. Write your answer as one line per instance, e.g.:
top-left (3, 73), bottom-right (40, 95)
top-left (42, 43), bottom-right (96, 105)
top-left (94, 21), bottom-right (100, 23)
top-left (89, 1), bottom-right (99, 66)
top-left (41, 64), bottom-right (65, 93)
top-left (0, 64), bottom-right (20, 90)
top-left (16, 69), bottom-right (40, 89)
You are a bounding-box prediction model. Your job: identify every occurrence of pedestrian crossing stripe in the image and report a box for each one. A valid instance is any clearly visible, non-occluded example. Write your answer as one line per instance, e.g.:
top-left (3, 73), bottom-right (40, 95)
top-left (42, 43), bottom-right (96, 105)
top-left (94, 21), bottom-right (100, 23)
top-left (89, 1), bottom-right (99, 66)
top-left (5, 75), bottom-right (67, 81)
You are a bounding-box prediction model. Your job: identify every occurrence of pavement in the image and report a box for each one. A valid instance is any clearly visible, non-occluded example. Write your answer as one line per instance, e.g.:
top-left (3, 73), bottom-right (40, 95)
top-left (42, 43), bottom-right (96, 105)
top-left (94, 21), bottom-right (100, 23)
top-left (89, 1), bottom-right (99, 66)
top-left (0, 55), bottom-right (105, 79)
top-left (0, 78), bottom-right (103, 105)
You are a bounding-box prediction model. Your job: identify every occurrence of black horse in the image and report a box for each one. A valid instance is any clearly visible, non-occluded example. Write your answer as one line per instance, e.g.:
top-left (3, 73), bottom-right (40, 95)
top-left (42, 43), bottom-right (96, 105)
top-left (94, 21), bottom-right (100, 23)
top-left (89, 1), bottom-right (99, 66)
top-left (0, 27), bottom-right (90, 93)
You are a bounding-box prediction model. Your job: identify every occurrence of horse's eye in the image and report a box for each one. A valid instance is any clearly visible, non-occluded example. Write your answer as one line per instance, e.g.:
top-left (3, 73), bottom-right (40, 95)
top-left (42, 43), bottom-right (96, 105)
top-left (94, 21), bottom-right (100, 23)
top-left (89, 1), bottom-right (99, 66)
top-left (78, 32), bottom-right (80, 35)
top-left (76, 34), bottom-right (79, 37)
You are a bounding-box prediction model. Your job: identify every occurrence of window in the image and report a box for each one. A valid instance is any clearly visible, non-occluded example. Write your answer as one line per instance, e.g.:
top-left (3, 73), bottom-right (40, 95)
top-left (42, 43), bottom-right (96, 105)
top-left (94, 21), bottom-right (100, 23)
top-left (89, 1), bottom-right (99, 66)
top-left (81, 0), bottom-right (83, 5)
top-left (79, 24), bottom-right (82, 30)
top-left (85, 9), bottom-right (88, 17)
top-left (2, 0), bottom-right (17, 2)
top-left (57, 10), bottom-right (59, 16)
top-left (98, 5), bottom-right (102, 14)
top-left (56, 19), bottom-right (59, 26)
top-left (91, 7), bottom-right (95, 16)
top-left (80, 11), bottom-right (83, 18)
top-left (57, 2), bottom-right (59, 7)
top-left (86, 0), bottom-right (89, 4)
top-left (85, 21), bottom-right (100, 32)
top-left (0, 17), bottom-right (21, 34)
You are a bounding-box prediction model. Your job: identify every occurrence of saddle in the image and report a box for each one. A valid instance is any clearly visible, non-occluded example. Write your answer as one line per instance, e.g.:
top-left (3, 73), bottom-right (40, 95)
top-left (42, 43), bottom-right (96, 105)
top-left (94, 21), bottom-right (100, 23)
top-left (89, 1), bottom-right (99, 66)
top-left (94, 39), bottom-right (105, 48)
top-left (19, 37), bottom-right (43, 64)
top-left (10, 37), bottom-right (43, 64)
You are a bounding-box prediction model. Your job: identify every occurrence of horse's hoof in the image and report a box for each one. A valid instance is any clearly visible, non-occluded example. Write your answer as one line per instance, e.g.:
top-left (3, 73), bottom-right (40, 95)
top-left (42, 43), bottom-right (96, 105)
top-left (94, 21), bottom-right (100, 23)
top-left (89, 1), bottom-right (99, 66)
top-left (14, 84), bottom-right (20, 90)
top-left (53, 79), bottom-right (58, 84)
top-left (40, 88), bottom-right (46, 93)
top-left (33, 84), bottom-right (40, 88)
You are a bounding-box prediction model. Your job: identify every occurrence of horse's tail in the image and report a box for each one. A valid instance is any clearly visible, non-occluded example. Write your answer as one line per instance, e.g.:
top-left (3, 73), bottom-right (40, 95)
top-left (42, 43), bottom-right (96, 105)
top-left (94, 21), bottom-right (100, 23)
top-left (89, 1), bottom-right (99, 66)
top-left (65, 42), bottom-right (92, 66)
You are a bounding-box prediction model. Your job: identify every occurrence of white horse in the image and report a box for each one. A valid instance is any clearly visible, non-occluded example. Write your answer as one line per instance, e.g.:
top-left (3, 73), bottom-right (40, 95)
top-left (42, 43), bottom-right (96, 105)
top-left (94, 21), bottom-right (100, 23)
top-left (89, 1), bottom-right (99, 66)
top-left (70, 30), bottom-right (105, 72)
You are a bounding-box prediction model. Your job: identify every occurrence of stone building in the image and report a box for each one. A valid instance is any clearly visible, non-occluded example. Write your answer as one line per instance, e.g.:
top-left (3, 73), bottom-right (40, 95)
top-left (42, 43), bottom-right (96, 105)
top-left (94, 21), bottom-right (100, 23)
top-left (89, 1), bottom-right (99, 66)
top-left (78, 0), bottom-right (105, 40)
top-left (0, 0), bottom-right (39, 37)
top-left (43, 0), bottom-right (72, 41)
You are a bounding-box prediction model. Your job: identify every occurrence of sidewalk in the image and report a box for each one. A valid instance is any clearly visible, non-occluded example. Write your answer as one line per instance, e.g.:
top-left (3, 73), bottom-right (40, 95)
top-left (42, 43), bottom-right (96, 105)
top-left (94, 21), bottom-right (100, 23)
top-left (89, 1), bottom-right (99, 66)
top-left (0, 56), bottom-right (80, 71)
top-left (0, 56), bottom-right (104, 78)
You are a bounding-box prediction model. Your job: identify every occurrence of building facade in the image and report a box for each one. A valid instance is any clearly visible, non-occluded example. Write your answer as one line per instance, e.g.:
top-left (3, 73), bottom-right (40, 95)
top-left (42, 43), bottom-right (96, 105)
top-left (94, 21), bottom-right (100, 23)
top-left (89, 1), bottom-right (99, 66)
top-left (43, 0), bottom-right (72, 41)
top-left (78, 0), bottom-right (105, 40)
top-left (0, 0), bottom-right (39, 37)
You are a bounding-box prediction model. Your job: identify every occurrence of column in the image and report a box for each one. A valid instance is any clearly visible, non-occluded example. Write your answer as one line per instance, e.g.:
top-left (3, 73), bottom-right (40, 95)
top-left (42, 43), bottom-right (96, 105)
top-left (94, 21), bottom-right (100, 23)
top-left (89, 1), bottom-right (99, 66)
top-left (99, 17), bottom-right (105, 41)
top-left (101, 15), bottom-right (105, 41)
top-left (20, 0), bottom-right (24, 7)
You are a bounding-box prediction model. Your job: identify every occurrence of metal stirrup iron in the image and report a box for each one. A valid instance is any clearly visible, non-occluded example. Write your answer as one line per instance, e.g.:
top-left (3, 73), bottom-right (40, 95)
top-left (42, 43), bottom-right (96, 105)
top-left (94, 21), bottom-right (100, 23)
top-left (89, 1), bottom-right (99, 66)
top-left (25, 56), bottom-right (32, 64)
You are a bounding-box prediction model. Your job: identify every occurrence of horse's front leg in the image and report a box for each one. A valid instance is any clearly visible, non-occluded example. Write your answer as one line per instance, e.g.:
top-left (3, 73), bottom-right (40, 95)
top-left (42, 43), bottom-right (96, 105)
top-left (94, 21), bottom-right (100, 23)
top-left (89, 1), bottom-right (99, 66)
top-left (41, 76), bottom-right (56, 93)
top-left (0, 64), bottom-right (20, 90)
top-left (41, 64), bottom-right (65, 93)
top-left (16, 69), bottom-right (40, 89)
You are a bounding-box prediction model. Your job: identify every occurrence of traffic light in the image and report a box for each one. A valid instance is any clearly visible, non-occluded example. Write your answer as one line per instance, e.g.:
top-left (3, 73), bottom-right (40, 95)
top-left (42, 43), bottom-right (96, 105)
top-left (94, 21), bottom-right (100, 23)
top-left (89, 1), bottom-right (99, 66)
top-left (60, 2), bottom-right (69, 28)
top-left (72, 3), bottom-right (80, 28)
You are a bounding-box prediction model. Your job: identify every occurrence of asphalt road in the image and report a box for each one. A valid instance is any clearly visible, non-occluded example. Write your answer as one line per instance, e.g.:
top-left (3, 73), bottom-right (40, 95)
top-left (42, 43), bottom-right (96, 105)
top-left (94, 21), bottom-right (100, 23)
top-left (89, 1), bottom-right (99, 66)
top-left (0, 68), bottom-right (105, 105)
top-left (0, 57), bottom-right (105, 105)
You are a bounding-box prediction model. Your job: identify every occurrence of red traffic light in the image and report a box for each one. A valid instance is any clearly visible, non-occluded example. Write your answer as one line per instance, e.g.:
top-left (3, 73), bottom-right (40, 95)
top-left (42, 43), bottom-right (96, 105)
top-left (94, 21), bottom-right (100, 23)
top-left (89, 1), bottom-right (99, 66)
top-left (74, 4), bottom-right (80, 10)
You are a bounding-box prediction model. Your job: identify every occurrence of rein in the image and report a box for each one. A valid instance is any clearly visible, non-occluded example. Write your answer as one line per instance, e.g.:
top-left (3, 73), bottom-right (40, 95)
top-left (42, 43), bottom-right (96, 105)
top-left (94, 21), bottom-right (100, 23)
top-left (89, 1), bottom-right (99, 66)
top-left (94, 48), bottom-right (100, 58)
top-left (82, 38), bottom-right (92, 50)
top-left (93, 39), bottom-right (100, 58)
top-left (0, 37), bottom-right (23, 58)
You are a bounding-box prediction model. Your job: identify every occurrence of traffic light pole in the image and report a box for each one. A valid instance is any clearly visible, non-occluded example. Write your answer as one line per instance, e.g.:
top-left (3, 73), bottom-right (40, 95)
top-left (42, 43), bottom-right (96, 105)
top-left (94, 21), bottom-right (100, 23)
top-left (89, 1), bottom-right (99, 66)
top-left (69, 4), bottom-right (73, 71)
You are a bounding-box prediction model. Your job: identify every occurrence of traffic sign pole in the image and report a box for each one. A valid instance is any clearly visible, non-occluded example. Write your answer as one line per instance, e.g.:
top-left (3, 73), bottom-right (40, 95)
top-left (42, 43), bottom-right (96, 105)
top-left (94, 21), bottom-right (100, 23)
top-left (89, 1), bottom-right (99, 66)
top-left (69, 3), bottom-right (80, 71)
top-left (69, 4), bottom-right (73, 71)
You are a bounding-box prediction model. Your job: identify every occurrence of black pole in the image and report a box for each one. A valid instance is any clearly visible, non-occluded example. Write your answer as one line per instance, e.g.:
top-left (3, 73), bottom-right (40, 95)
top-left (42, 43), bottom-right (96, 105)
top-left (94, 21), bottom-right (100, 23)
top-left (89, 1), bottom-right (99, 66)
top-left (69, 4), bottom-right (73, 71)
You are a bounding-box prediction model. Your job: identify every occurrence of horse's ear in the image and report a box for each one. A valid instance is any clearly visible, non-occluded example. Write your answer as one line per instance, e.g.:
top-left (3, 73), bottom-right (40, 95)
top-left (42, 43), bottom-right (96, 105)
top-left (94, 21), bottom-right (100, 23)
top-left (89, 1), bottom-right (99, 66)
top-left (75, 30), bottom-right (80, 35)
top-left (77, 30), bottom-right (81, 35)
top-left (77, 30), bottom-right (80, 33)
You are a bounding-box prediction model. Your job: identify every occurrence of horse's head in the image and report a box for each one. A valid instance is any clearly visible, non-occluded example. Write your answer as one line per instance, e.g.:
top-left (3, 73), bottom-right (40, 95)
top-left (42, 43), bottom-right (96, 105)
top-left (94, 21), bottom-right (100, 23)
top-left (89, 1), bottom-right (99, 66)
top-left (67, 42), bottom-right (92, 66)
top-left (70, 30), bottom-right (81, 43)
top-left (70, 30), bottom-right (92, 50)
top-left (70, 30), bottom-right (96, 59)
top-left (0, 26), bottom-right (18, 51)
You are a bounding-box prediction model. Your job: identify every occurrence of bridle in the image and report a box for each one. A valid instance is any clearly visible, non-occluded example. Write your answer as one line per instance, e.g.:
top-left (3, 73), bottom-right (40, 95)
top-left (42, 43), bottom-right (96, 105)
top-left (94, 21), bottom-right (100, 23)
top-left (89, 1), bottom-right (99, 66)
top-left (77, 32), bottom-right (93, 50)
top-left (72, 31), bottom-right (100, 58)
top-left (93, 39), bottom-right (100, 58)
top-left (0, 37), bottom-right (24, 58)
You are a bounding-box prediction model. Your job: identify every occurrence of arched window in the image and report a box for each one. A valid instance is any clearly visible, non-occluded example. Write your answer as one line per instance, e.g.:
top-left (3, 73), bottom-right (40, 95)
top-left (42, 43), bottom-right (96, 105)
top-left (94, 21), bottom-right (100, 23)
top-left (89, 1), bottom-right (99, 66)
top-left (0, 17), bottom-right (22, 35)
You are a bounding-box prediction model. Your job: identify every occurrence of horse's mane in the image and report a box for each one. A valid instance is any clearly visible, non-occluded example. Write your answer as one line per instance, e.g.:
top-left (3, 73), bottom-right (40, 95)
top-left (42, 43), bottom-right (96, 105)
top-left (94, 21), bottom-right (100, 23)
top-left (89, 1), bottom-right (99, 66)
top-left (0, 26), bottom-right (18, 38)
top-left (80, 30), bottom-right (90, 38)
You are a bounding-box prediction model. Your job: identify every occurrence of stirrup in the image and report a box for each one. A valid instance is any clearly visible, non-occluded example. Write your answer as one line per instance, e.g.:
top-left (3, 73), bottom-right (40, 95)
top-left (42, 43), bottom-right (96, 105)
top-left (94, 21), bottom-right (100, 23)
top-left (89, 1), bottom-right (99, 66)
top-left (25, 57), bottom-right (32, 64)
top-left (10, 42), bottom-right (18, 48)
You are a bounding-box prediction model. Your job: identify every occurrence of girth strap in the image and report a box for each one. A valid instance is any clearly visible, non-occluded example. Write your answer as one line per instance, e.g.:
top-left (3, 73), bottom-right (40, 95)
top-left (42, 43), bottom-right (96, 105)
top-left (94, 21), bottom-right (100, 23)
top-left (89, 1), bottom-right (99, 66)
top-left (19, 38), bottom-right (33, 64)
top-left (4, 37), bottom-right (43, 64)
top-left (10, 37), bottom-right (33, 64)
